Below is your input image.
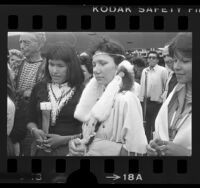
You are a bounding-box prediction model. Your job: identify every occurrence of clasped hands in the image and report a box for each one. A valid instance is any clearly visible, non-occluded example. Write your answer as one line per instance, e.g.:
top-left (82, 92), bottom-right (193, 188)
top-left (146, 138), bottom-right (190, 156)
top-left (32, 128), bottom-right (69, 151)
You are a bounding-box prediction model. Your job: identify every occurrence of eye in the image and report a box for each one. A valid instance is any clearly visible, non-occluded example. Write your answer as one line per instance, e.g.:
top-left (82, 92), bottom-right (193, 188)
top-left (182, 59), bottom-right (191, 63)
top-left (100, 61), bottom-right (107, 66)
top-left (58, 64), bottom-right (65, 68)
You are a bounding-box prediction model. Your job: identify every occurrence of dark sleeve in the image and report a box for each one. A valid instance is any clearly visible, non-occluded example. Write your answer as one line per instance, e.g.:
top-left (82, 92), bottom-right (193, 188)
top-left (27, 83), bottom-right (41, 125)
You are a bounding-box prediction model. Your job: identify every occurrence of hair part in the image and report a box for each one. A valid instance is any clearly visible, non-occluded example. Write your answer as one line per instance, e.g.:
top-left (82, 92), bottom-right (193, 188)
top-left (91, 37), bottom-right (126, 65)
top-left (44, 42), bottom-right (84, 88)
top-left (147, 51), bottom-right (160, 59)
top-left (168, 32), bottom-right (192, 59)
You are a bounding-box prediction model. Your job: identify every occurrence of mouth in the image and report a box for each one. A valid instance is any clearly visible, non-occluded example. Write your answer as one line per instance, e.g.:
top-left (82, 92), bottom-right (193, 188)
top-left (95, 76), bottom-right (104, 80)
top-left (52, 76), bottom-right (60, 79)
top-left (175, 73), bottom-right (184, 76)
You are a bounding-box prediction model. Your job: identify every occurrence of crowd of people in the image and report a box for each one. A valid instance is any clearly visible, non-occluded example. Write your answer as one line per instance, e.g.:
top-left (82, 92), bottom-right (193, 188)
top-left (7, 32), bottom-right (192, 156)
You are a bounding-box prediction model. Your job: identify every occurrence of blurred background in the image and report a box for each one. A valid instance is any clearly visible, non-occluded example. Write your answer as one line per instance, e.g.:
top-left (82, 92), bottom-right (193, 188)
top-left (8, 32), bottom-right (178, 54)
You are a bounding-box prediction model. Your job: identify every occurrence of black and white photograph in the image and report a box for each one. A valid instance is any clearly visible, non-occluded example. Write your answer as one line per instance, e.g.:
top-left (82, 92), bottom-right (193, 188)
top-left (7, 32), bottom-right (192, 157)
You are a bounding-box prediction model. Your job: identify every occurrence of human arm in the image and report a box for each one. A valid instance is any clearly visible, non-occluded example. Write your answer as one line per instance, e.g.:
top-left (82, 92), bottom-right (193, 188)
top-left (138, 69), bottom-right (146, 102)
top-left (120, 92), bottom-right (148, 154)
top-left (44, 134), bottom-right (72, 149)
top-left (156, 141), bottom-right (191, 156)
top-left (27, 82), bottom-right (46, 141)
top-left (7, 97), bottom-right (15, 136)
top-left (23, 88), bottom-right (32, 98)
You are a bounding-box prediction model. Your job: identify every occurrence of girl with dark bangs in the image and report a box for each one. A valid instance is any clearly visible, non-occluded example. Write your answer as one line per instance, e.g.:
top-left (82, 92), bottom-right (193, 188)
top-left (26, 42), bottom-right (84, 156)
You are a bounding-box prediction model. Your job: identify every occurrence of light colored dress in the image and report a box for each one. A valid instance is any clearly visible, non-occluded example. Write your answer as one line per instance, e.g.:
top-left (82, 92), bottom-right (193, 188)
top-left (154, 83), bottom-right (192, 154)
top-left (7, 96), bottom-right (15, 136)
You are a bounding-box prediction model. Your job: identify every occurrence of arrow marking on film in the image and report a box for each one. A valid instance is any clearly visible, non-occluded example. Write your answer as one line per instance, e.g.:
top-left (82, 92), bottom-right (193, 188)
top-left (106, 174), bottom-right (121, 181)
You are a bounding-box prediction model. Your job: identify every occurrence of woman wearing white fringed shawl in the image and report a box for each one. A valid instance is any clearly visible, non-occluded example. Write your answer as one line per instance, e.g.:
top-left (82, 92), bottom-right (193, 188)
top-left (147, 33), bottom-right (192, 156)
top-left (69, 38), bottom-right (147, 156)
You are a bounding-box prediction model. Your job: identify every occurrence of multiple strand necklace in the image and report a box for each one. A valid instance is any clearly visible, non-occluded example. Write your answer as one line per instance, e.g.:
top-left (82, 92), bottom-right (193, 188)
top-left (48, 83), bottom-right (76, 126)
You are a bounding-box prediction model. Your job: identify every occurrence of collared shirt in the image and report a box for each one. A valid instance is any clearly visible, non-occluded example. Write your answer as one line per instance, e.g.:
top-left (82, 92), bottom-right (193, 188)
top-left (139, 64), bottom-right (168, 103)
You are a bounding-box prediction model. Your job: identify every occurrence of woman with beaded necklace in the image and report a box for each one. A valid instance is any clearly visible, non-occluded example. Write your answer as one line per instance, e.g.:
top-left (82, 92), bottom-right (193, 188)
top-left (27, 42), bottom-right (84, 156)
top-left (147, 33), bottom-right (192, 156)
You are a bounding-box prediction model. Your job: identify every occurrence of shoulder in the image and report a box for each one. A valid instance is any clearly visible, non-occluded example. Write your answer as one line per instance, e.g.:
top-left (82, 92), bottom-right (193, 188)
top-left (134, 81), bottom-right (140, 88)
top-left (116, 90), bottom-right (139, 104)
top-left (142, 67), bottom-right (148, 73)
top-left (157, 65), bottom-right (167, 72)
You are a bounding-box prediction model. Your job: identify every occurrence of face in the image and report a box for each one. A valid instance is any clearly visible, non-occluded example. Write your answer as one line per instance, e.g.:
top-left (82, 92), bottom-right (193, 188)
top-left (81, 65), bottom-right (92, 84)
top-left (174, 51), bottom-right (192, 84)
top-left (48, 59), bottom-right (68, 84)
top-left (92, 52), bottom-right (117, 86)
top-left (163, 52), bottom-right (174, 70)
top-left (147, 53), bottom-right (159, 67)
top-left (19, 33), bottom-right (40, 58)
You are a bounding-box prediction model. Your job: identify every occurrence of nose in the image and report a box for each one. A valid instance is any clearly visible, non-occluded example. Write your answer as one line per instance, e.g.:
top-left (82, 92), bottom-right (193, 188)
top-left (93, 64), bottom-right (101, 75)
top-left (52, 66), bottom-right (59, 75)
top-left (20, 42), bottom-right (25, 51)
top-left (174, 59), bottom-right (182, 71)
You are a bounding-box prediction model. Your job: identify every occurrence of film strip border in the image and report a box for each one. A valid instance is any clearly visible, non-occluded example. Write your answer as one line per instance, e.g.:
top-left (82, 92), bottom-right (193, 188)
top-left (1, 5), bottom-right (200, 184)
top-left (8, 15), bottom-right (189, 30)
top-left (1, 158), bottom-right (190, 183)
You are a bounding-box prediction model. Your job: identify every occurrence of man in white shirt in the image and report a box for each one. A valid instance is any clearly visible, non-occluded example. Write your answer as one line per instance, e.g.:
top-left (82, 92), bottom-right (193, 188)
top-left (139, 51), bottom-right (168, 142)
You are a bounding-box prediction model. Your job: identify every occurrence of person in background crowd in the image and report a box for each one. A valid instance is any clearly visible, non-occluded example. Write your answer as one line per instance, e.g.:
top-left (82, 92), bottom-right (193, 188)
top-left (8, 49), bottom-right (24, 84)
top-left (27, 42), bottom-right (84, 156)
top-left (132, 57), bottom-right (146, 84)
top-left (139, 51), bottom-right (168, 142)
top-left (147, 33), bottom-right (192, 156)
top-left (69, 38), bottom-right (147, 156)
top-left (158, 55), bottom-right (165, 67)
top-left (161, 45), bottom-right (178, 102)
top-left (9, 32), bottom-right (46, 156)
top-left (79, 52), bottom-right (93, 86)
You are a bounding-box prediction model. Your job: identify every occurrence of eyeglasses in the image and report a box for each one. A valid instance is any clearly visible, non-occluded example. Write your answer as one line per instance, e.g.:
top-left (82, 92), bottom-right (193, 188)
top-left (148, 56), bottom-right (157, 60)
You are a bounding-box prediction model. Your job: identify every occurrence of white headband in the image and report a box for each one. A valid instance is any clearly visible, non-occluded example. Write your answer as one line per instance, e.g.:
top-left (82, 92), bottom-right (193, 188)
top-left (93, 51), bottom-right (125, 59)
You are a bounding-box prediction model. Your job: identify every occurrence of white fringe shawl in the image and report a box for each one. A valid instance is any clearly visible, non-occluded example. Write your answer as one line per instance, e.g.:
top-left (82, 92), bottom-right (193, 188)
top-left (74, 75), bottom-right (122, 123)
top-left (74, 60), bottom-right (133, 123)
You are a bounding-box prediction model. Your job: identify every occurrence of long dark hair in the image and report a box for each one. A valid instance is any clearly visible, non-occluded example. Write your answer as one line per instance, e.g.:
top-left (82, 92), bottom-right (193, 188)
top-left (43, 42), bottom-right (84, 88)
top-left (90, 37), bottom-right (126, 65)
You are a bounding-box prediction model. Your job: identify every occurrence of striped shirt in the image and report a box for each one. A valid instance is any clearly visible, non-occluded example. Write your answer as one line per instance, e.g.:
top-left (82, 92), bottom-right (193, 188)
top-left (18, 60), bottom-right (42, 91)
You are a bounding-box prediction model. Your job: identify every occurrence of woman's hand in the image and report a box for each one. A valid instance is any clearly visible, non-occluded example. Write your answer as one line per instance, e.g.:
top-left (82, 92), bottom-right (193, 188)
top-left (23, 89), bottom-right (32, 98)
top-left (156, 141), bottom-right (191, 156)
top-left (68, 138), bottom-right (86, 156)
top-left (146, 139), bottom-right (159, 156)
top-left (32, 128), bottom-right (47, 142)
top-left (44, 134), bottom-right (67, 149)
